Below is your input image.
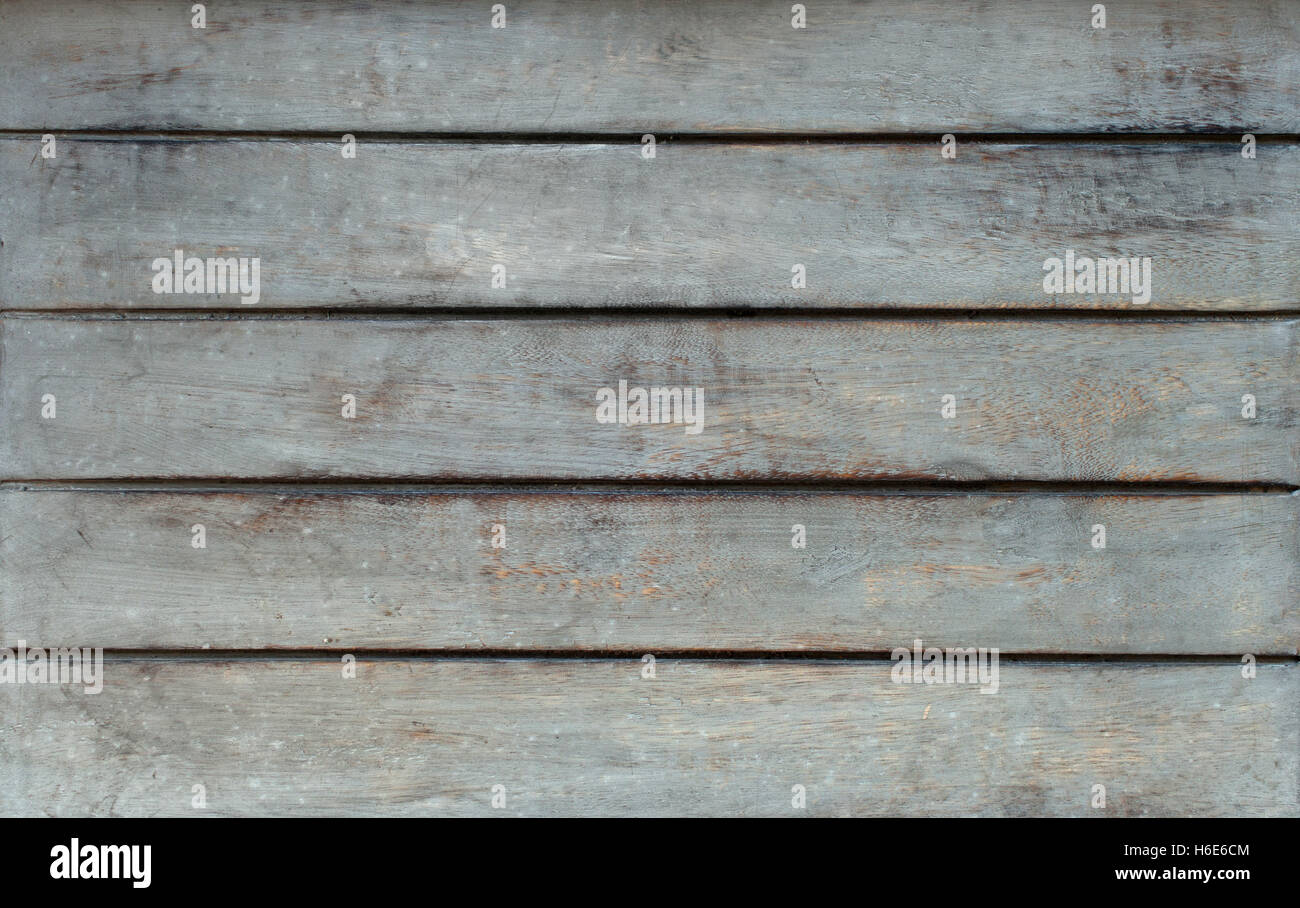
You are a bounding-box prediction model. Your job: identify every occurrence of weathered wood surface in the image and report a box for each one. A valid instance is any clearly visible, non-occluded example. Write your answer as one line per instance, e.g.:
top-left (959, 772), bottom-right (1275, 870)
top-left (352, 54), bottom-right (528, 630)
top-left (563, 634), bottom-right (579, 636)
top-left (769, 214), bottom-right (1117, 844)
top-left (4, 139), bottom-right (1297, 311)
top-left (2, 0), bottom-right (1296, 134)
top-left (2, 489), bottom-right (1295, 654)
top-left (3, 317), bottom-right (1295, 482)
top-left (2, 660), bottom-right (1293, 817)
top-left (2, 0), bottom-right (1297, 824)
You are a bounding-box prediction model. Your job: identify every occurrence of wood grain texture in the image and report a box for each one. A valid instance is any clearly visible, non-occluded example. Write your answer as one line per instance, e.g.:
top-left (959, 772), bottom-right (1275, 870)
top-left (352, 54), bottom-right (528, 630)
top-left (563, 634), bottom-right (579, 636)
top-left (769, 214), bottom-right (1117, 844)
top-left (2, 0), bottom-right (1296, 133)
top-left (2, 489), bottom-right (1295, 654)
top-left (3, 0), bottom-right (1297, 825)
top-left (3, 316), bottom-right (1295, 482)
top-left (2, 659), bottom-right (1293, 817)
top-left (4, 139), bottom-right (1297, 311)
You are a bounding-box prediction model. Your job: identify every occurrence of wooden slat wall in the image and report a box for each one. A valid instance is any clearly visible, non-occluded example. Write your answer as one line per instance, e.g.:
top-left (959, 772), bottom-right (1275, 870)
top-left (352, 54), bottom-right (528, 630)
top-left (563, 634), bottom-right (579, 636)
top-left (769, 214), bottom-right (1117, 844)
top-left (1, 0), bottom-right (1296, 818)
top-left (4, 139), bottom-right (1298, 310)
top-left (3, 489), bottom-right (1295, 653)
top-left (2, 0), bottom-right (1296, 133)
top-left (3, 660), bottom-right (1294, 817)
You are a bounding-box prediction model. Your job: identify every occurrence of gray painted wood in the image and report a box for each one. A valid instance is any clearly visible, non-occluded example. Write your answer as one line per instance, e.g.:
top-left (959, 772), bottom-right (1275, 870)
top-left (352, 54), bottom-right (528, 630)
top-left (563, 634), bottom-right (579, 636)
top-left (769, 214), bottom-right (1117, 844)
top-left (2, 489), bottom-right (1295, 654)
top-left (2, 659), bottom-right (1293, 817)
top-left (3, 316), bottom-right (1295, 482)
top-left (2, 0), bottom-right (1297, 822)
top-left (4, 139), bottom-right (1297, 311)
top-left (2, 0), bottom-right (1296, 133)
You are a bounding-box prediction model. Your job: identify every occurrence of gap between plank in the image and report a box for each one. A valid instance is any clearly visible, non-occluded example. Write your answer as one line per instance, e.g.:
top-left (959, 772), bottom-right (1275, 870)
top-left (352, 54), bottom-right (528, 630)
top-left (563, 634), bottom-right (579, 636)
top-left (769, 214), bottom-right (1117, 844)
top-left (3, 480), bottom-right (1296, 495)
top-left (81, 649), bottom-right (1300, 664)
top-left (1, 130), bottom-right (1297, 144)
top-left (3, 308), bottom-right (1299, 321)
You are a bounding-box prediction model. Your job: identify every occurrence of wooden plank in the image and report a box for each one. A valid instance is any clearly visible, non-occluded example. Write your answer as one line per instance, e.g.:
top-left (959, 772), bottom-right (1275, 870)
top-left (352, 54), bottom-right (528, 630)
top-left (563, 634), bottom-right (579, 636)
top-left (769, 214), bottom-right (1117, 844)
top-left (2, 316), bottom-right (1295, 482)
top-left (2, 489), bottom-right (1295, 654)
top-left (1, 659), bottom-right (1293, 816)
top-left (1, 0), bottom-right (1296, 133)
top-left (4, 139), bottom-right (1298, 311)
